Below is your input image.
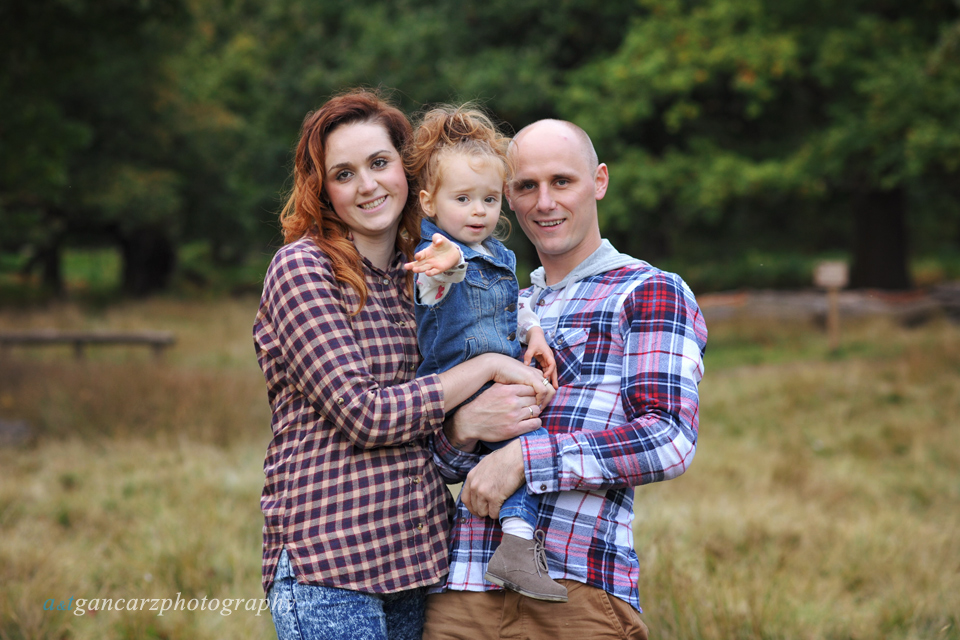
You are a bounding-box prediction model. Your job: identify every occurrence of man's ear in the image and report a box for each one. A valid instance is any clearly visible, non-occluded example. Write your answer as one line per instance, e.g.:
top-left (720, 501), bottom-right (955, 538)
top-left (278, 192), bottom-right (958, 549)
top-left (594, 164), bottom-right (610, 201)
top-left (420, 190), bottom-right (436, 217)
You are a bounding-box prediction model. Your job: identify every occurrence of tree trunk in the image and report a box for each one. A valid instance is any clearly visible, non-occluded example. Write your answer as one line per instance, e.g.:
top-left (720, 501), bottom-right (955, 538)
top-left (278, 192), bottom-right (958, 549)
top-left (850, 187), bottom-right (912, 290)
top-left (38, 241), bottom-right (63, 295)
top-left (120, 229), bottom-right (176, 296)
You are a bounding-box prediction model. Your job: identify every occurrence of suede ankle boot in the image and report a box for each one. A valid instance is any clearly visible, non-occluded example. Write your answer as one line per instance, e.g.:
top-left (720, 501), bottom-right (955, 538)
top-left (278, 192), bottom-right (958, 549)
top-left (483, 530), bottom-right (568, 602)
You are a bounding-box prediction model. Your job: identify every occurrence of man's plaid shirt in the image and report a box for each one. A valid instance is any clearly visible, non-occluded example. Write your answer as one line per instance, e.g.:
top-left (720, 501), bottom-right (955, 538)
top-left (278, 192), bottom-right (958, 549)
top-left (254, 238), bottom-right (454, 595)
top-left (432, 257), bottom-right (707, 612)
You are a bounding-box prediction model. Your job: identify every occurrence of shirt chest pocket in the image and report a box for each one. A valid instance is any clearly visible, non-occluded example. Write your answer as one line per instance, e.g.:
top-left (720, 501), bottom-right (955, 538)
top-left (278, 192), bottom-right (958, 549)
top-left (552, 327), bottom-right (589, 384)
top-left (464, 267), bottom-right (510, 311)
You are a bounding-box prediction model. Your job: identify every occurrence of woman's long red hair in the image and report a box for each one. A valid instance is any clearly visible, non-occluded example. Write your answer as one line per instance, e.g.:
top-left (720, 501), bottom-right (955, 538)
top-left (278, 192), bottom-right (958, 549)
top-left (279, 89), bottom-right (419, 313)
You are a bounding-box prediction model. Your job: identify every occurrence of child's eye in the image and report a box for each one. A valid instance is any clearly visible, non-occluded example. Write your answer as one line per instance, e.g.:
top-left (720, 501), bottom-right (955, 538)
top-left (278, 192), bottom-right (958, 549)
top-left (456, 195), bottom-right (469, 203)
top-left (484, 196), bottom-right (499, 204)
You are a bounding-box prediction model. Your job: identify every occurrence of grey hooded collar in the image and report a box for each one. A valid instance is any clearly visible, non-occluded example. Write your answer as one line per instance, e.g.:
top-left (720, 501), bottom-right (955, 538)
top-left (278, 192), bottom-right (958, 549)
top-left (529, 239), bottom-right (640, 292)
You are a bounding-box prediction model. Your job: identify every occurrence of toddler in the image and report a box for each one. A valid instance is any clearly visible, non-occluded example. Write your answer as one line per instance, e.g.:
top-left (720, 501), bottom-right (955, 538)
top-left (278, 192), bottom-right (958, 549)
top-left (404, 105), bottom-right (567, 603)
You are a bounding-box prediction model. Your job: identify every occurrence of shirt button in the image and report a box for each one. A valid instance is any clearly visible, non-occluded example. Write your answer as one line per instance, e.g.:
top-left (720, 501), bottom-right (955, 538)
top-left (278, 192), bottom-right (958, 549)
top-left (336, 397), bottom-right (344, 405)
top-left (382, 278), bottom-right (390, 285)
top-left (507, 332), bottom-right (516, 341)
top-left (537, 299), bottom-right (546, 306)
top-left (398, 320), bottom-right (406, 327)
top-left (459, 516), bottom-right (467, 523)
top-left (412, 476), bottom-right (421, 484)
top-left (416, 522), bottom-right (424, 531)
top-left (505, 303), bottom-right (516, 312)
top-left (540, 484), bottom-right (547, 491)
top-left (409, 363), bottom-right (415, 371)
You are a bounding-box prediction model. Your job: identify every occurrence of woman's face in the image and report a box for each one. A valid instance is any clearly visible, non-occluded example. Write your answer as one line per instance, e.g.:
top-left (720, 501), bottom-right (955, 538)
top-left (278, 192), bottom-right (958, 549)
top-left (323, 121), bottom-right (408, 251)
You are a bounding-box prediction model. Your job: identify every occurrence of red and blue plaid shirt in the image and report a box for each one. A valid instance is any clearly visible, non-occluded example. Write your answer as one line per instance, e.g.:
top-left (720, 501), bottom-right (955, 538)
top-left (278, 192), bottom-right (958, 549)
top-left (254, 238), bottom-right (454, 595)
top-left (432, 259), bottom-right (707, 611)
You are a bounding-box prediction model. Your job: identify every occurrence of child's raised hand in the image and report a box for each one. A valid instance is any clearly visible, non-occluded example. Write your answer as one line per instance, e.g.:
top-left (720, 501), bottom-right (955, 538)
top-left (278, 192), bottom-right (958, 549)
top-left (403, 234), bottom-right (461, 276)
top-left (523, 327), bottom-right (559, 389)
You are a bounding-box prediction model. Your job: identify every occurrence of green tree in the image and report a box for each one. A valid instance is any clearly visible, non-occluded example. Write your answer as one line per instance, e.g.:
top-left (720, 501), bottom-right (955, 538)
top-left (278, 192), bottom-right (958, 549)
top-left (561, 0), bottom-right (960, 289)
top-left (0, 0), bottom-right (190, 295)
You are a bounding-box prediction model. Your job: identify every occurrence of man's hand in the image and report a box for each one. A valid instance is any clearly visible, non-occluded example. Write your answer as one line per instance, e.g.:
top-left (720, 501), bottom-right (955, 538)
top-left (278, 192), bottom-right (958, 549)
top-left (461, 439), bottom-right (525, 520)
top-left (403, 233), bottom-right (462, 276)
top-left (443, 383), bottom-right (543, 452)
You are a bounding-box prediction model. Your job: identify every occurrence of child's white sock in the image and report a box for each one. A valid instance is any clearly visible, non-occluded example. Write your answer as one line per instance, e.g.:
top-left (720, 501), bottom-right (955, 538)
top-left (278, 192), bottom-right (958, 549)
top-left (501, 517), bottom-right (534, 540)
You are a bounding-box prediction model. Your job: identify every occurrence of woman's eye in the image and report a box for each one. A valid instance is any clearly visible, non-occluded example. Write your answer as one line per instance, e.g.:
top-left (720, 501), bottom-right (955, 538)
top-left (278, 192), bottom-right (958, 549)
top-left (335, 170), bottom-right (352, 182)
top-left (372, 158), bottom-right (387, 169)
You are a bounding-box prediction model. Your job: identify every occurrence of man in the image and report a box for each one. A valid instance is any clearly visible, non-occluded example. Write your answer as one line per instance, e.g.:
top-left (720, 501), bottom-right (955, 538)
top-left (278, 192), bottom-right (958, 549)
top-left (425, 120), bottom-right (708, 639)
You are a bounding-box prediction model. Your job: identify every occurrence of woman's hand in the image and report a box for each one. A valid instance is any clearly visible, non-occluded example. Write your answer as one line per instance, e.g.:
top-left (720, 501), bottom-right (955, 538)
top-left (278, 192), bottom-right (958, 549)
top-left (484, 353), bottom-right (555, 408)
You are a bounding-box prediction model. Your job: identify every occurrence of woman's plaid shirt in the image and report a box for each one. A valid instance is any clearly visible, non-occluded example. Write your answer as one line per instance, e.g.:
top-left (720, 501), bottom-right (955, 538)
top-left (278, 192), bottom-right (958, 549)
top-left (254, 238), bottom-right (454, 595)
top-left (432, 261), bottom-right (707, 612)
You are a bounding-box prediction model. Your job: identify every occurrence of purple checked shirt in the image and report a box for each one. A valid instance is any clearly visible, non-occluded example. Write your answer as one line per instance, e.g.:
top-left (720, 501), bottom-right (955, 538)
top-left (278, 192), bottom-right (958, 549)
top-left (431, 259), bottom-right (708, 612)
top-left (254, 238), bottom-right (453, 595)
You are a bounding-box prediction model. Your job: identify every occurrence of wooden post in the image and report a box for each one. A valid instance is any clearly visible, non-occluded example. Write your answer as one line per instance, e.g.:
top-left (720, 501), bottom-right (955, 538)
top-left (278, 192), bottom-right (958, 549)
top-left (814, 261), bottom-right (849, 353)
top-left (826, 287), bottom-right (840, 352)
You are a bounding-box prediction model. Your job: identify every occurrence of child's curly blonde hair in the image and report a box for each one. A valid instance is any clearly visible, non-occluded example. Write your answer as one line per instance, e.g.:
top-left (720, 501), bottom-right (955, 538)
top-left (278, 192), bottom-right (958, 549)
top-left (406, 104), bottom-right (513, 239)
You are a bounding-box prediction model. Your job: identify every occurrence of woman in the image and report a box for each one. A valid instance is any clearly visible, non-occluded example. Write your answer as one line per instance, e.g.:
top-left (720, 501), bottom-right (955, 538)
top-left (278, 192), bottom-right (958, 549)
top-left (253, 89), bottom-right (552, 640)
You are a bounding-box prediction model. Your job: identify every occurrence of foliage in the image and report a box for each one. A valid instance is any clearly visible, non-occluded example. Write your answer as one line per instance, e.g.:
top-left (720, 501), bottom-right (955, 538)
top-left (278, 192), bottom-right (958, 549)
top-left (1, 0), bottom-right (959, 296)
top-left (560, 0), bottom-right (960, 285)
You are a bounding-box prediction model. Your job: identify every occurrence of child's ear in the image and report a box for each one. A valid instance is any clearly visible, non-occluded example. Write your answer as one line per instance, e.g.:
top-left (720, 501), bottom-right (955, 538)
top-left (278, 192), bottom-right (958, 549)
top-left (419, 190), bottom-right (436, 217)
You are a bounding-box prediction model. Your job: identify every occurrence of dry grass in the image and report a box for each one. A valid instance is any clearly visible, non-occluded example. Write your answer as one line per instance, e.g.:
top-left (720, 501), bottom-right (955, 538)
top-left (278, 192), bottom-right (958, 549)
top-left (638, 315), bottom-right (960, 639)
top-left (0, 298), bottom-right (958, 639)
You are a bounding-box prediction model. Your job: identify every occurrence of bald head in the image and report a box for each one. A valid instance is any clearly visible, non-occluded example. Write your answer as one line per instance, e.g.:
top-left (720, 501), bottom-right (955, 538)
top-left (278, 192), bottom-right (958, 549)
top-left (510, 119), bottom-right (599, 171)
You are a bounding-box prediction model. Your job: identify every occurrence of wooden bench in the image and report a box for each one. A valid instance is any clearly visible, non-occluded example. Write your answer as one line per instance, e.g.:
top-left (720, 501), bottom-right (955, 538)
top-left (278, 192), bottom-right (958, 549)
top-left (0, 330), bottom-right (175, 360)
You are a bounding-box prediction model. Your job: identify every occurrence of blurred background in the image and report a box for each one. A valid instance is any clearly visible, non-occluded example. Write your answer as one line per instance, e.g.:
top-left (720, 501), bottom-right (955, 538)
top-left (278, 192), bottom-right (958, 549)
top-left (2, 0), bottom-right (960, 297)
top-left (1, 1), bottom-right (959, 639)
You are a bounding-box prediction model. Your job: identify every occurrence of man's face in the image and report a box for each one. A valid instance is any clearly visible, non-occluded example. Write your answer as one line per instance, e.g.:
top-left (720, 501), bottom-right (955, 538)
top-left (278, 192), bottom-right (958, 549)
top-left (506, 122), bottom-right (608, 279)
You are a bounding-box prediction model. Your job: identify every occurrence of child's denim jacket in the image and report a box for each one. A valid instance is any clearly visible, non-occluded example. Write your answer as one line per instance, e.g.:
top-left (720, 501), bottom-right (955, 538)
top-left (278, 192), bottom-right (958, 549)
top-left (414, 218), bottom-right (522, 379)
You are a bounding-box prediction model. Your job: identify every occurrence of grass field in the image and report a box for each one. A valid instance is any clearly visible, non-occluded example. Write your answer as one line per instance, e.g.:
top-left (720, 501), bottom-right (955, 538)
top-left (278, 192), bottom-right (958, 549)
top-left (0, 297), bottom-right (957, 639)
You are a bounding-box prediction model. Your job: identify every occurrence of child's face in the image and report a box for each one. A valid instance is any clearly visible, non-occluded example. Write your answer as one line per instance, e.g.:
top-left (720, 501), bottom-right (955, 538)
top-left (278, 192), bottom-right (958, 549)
top-left (421, 153), bottom-right (503, 245)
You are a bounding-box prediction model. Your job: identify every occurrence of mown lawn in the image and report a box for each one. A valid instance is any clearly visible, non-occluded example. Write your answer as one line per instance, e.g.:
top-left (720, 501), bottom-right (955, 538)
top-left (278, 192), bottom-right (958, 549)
top-left (0, 298), bottom-right (957, 639)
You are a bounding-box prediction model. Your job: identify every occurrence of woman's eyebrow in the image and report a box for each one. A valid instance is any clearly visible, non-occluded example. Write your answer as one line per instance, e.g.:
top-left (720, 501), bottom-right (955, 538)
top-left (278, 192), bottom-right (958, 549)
top-left (327, 149), bottom-right (393, 174)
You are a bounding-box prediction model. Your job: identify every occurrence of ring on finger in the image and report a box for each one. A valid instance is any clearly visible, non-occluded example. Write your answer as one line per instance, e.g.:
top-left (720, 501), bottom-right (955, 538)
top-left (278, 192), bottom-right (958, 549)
top-left (542, 378), bottom-right (550, 387)
top-left (527, 405), bottom-right (535, 418)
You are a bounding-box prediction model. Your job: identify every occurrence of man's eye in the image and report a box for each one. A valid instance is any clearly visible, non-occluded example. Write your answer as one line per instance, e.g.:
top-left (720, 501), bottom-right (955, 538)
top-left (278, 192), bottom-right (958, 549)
top-left (556, 179), bottom-right (569, 187)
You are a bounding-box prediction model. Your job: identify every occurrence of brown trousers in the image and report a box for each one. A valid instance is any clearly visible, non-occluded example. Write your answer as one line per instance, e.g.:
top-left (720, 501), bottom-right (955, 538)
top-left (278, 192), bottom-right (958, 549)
top-left (422, 580), bottom-right (649, 640)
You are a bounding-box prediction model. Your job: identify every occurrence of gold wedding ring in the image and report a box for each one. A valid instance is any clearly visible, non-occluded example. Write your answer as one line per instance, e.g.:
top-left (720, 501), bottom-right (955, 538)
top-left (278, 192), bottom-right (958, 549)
top-left (528, 405), bottom-right (535, 418)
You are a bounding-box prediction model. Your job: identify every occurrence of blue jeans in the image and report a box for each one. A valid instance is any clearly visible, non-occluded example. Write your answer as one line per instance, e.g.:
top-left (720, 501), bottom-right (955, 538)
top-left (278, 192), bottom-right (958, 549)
top-left (483, 427), bottom-right (547, 527)
top-left (268, 549), bottom-right (425, 640)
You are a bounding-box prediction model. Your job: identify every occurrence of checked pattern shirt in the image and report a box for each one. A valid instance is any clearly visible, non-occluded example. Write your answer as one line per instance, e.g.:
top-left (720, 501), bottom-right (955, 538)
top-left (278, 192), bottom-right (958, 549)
top-left (432, 260), bottom-right (708, 611)
top-left (254, 238), bottom-right (453, 595)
